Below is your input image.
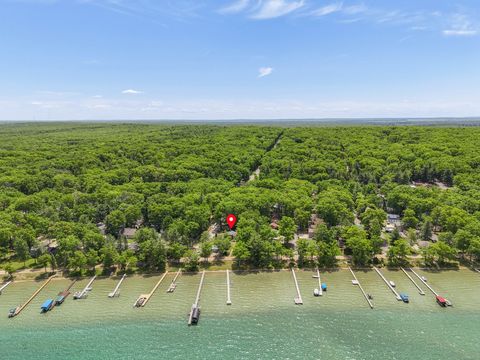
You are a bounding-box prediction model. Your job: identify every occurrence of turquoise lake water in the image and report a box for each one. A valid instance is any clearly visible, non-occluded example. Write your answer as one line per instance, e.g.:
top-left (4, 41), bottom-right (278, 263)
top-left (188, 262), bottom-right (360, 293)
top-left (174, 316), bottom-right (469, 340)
top-left (0, 269), bottom-right (479, 359)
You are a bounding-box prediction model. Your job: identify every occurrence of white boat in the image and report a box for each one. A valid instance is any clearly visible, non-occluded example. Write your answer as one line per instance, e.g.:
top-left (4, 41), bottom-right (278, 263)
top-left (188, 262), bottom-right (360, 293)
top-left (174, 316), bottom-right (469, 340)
top-left (421, 276), bottom-right (427, 282)
top-left (312, 275), bottom-right (319, 279)
top-left (445, 299), bottom-right (453, 307)
top-left (73, 291), bottom-right (87, 300)
top-left (389, 281), bottom-right (396, 288)
top-left (313, 288), bottom-right (320, 297)
top-left (108, 291), bottom-right (120, 298)
top-left (352, 280), bottom-right (359, 285)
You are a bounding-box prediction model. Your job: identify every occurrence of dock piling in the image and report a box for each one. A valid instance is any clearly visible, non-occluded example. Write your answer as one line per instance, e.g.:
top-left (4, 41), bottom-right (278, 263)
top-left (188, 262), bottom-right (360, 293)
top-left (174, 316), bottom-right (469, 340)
top-left (167, 269), bottom-right (181, 293)
top-left (373, 267), bottom-right (401, 300)
top-left (73, 275), bottom-right (96, 300)
top-left (348, 267), bottom-right (374, 309)
top-left (188, 270), bottom-right (206, 325)
top-left (9, 275), bottom-right (56, 318)
top-left (134, 272), bottom-right (169, 307)
top-left (409, 268), bottom-right (439, 296)
top-left (108, 274), bottom-right (126, 298)
top-left (0, 281), bottom-right (12, 295)
top-left (226, 270), bottom-right (232, 305)
top-left (401, 268), bottom-right (425, 295)
top-left (315, 268), bottom-right (322, 296)
top-left (291, 268), bottom-right (303, 305)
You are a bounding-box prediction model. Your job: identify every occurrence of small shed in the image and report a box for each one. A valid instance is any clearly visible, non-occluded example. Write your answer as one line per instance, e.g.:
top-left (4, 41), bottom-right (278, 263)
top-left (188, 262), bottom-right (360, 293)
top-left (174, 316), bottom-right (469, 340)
top-left (96, 222), bottom-right (106, 235)
top-left (122, 228), bottom-right (137, 239)
top-left (387, 214), bottom-right (401, 226)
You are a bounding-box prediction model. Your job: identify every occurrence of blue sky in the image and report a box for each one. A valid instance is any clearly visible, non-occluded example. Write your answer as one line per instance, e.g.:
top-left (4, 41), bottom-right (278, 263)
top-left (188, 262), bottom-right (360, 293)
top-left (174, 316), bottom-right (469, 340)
top-left (0, 0), bottom-right (479, 120)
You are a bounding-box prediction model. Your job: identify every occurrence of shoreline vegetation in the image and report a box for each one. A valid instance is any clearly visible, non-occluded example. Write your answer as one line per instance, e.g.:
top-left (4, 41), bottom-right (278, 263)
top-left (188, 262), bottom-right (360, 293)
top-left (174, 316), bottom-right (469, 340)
top-left (1, 123), bottom-right (480, 283)
top-left (4, 264), bottom-right (477, 283)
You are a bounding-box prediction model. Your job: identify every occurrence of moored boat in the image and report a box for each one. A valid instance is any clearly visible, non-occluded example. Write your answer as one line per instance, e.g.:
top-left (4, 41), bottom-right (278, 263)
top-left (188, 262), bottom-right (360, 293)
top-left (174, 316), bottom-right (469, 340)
top-left (134, 295), bottom-right (147, 307)
top-left (436, 295), bottom-right (447, 307)
top-left (190, 305), bottom-right (201, 325)
top-left (40, 299), bottom-right (54, 313)
top-left (8, 307), bottom-right (19, 318)
top-left (400, 293), bottom-right (409, 303)
top-left (321, 283), bottom-right (327, 292)
top-left (421, 276), bottom-right (427, 282)
top-left (313, 288), bottom-right (320, 297)
top-left (55, 290), bottom-right (70, 305)
top-left (389, 280), bottom-right (396, 288)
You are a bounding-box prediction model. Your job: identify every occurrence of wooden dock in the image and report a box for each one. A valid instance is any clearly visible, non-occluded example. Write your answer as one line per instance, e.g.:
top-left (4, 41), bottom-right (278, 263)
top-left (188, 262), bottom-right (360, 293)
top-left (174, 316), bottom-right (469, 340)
top-left (348, 267), bottom-right (374, 309)
top-left (226, 270), bottom-right (232, 305)
top-left (73, 275), bottom-right (96, 299)
top-left (0, 281), bottom-right (12, 295)
top-left (108, 274), bottom-right (126, 298)
top-left (134, 272), bottom-right (168, 307)
top-left (52, 279), bottom-right (76, 309)
top-left (373, 267), bottom-right (401, 300)
top-left (409, 268), bottom-right (439, 296)
top-left (401, 268), bottom-right (425, 295)
top-left (188, 271), bottom-right (206, 325)
top-left (291, 268), bottom-right (303, 305)
top-left (314, 268), bottom-right (322, 296)
top-left (9, 275), bottom-right (56, 318)
top-left (167, 269), bottom-right (181, 293)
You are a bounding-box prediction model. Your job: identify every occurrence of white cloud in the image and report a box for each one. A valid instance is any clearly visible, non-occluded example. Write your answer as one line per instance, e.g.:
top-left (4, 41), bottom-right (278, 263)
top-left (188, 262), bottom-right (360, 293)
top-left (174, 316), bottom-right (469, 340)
top-left (218, 0), bottom-right (250, 14)
top-left (312, 3), bottom-right (343, 17)
top-left (442, 13), bottom-right (478, 37)
top-left (443, 29), bottom-right (477, 37)
top-left (251, 0), bottom-right (304, 20)
top-left (342, 4), bottom-right (367, 15)
top-left (122, 89), bottom-right (144, 94)
top-left (89, 104), bottom-right (112, 109)
top-left (258, 67), bottom-right (273, 77)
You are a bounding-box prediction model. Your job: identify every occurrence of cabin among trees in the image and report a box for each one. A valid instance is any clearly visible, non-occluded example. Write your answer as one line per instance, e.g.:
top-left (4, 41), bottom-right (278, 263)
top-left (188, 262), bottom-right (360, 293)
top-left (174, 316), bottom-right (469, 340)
top-left (1, 124), bottom-right (480, 274)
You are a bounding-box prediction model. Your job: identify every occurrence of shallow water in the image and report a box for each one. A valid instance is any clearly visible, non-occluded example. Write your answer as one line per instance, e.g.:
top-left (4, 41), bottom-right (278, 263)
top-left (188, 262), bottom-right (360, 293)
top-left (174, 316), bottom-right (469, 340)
top-left (0, 269), bottom-right (479, 359)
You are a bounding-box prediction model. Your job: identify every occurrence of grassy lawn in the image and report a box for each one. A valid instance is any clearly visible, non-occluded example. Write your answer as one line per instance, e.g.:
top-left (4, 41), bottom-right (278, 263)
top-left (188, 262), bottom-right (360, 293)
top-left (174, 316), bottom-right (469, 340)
top-left (0, 258), bottom-right (38, 272)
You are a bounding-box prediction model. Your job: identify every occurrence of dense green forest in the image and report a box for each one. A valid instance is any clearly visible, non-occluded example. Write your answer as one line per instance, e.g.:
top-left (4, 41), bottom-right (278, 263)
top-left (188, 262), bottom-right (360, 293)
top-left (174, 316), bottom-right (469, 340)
top-left (1, 123), bottom-right (480, 276)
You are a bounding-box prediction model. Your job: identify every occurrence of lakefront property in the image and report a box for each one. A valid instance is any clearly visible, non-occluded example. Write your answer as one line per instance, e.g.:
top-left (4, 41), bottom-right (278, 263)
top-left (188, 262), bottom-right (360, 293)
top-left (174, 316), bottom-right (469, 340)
top-left (0, 123), bottom-right (479, 358)
top-left (2, 0), bottom-right (480, 357)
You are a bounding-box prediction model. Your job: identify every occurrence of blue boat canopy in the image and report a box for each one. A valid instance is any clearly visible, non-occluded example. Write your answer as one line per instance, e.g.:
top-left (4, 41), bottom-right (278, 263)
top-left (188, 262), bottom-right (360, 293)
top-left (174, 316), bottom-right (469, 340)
top-left (321, 283), bottom-right (327, 290)
top-left (41, 299), bottom-right (53, 310)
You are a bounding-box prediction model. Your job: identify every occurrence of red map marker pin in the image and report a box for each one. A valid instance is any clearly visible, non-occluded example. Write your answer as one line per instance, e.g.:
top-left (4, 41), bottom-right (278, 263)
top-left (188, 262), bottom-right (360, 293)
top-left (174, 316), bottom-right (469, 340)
top-left (226, 214), bottom-right (237, 229)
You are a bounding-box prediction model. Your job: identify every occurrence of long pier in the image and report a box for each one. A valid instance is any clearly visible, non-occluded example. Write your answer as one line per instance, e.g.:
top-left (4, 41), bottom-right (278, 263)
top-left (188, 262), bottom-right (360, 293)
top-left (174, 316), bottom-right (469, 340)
top-left (73, 275), bottom-right (96, 299)
top-left (226, 270), bottom-right (232, 305)
top-left (51, 279), bottom-right (77, 309)
top-left (401, 268), bottom-right (425, 295)
top-left (0, 281), bottom-right (12, 295)
top-left (10, 275), bottom-right (56, 317)
top-left (108, 274), bottom-right (126, 298)
top-left (291, 268), bottom-right (303, 305)
top-left (188, 271), bottom-right (206, 325)
top-left (315, 268), bottom-right (322, 296)
top-left (409, 268), bottom-right (439, 296)
top-left (167, 269), bottom-right (181, 293)
top-left (348, 267), bottom-right (374, 309)
top-left (135, 272), bottom-right (168, 307)
top-left (373, 267), bottom-right (401, 300)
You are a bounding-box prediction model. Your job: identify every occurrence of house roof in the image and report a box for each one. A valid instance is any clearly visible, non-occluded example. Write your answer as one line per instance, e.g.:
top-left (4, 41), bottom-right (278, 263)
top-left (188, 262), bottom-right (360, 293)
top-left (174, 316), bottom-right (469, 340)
top-left (122, 228), bottom-right (137, 237)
